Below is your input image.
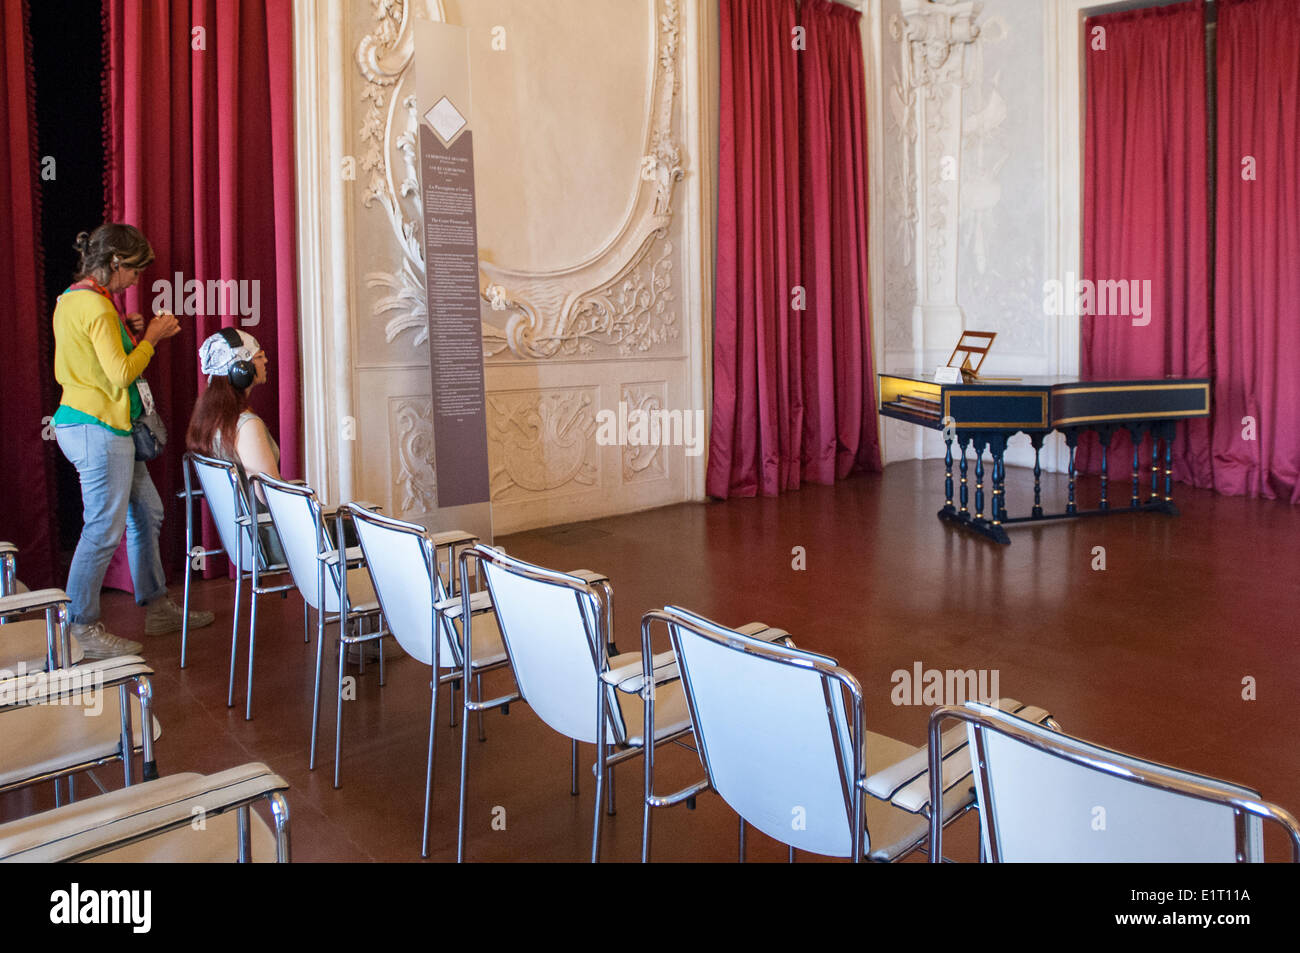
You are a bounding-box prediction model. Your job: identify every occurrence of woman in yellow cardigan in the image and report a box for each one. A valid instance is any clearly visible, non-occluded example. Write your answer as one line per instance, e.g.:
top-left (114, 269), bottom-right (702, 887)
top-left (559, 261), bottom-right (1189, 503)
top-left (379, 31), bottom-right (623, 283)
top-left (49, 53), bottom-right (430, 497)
top-left (52, 224), bottom-right (213, 658)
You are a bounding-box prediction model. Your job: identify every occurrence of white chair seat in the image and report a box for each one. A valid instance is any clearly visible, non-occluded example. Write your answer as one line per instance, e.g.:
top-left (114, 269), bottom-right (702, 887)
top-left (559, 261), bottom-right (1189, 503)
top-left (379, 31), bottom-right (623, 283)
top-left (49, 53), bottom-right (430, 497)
top-left (864, 698), bottom-right (1052, 814)
top-left (612, 668), bottom-right (691, 747)
top-left (860, 730), bottom-right (973, 861)
top-left (0, 618), bottom-right (84, 671)
top-left (323, 567), bottom-right (381, 614)
top-left (85, 810), bottom-right (278, 862)
top-left (0, 696), bottom-right (161, 790)
top-left (0, 763), bottom-right (287, 862)
top-left (449, 610), bottom-right (508, 670)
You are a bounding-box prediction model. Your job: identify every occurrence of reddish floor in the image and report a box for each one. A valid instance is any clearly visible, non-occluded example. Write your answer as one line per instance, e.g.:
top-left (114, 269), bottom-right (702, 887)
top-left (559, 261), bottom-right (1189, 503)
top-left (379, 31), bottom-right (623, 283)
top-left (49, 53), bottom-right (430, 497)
top-left (5, 460), bottom-right (1298, 862)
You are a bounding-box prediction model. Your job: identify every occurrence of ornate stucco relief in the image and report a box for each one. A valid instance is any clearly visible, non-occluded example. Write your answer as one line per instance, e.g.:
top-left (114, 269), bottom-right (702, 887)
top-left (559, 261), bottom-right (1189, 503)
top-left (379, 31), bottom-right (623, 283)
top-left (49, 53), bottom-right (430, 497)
top-left (957, 4), bottom-right (1045, 357)
top-left (389, 395), bottom-right (438, 515)
top-left (888, 0), bottom-right (983, 352)
top-left (486, 388), bottom-right (600, 501)
top-left (354, 0), bottom-right (685, 363)
top-left (619, 381), bottom-right (669, 484)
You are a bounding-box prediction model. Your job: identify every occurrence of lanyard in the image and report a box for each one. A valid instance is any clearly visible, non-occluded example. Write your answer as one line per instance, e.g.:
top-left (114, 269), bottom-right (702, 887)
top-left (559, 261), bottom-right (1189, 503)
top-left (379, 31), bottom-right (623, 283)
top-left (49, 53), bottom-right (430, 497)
top-left (67, 278), bottom-right (136, 344)
top-left (69, 276), bottom-right (114, 301)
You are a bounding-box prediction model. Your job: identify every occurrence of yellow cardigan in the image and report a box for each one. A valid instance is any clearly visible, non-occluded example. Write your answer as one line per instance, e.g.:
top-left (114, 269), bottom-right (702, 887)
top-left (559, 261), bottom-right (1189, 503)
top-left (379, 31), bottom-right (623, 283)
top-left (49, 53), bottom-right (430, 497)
top-left (53, 290), bottom-right (155, 433)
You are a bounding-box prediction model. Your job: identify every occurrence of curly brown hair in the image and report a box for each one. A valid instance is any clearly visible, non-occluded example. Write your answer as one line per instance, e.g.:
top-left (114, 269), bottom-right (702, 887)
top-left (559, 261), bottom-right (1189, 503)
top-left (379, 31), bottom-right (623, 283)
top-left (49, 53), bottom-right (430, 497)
top-left (74, 223), bottom-right (155, 282)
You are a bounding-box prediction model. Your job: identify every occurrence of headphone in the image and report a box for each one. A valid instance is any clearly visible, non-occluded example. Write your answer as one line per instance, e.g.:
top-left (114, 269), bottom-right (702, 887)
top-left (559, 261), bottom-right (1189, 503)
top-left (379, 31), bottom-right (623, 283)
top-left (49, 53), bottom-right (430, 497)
top-left (218, 327), bottom-right (257, 390)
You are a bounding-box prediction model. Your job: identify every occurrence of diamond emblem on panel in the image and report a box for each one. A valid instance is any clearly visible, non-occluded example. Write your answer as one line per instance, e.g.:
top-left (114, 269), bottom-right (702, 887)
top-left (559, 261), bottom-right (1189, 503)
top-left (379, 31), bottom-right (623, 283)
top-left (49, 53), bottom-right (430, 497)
top-left (425, 96), bottom-right (467, 145)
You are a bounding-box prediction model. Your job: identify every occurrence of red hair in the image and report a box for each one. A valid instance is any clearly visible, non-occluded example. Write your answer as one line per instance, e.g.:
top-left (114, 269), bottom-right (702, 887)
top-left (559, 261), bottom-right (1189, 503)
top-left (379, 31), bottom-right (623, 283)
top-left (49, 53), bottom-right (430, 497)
top-left (186, 376), bottom-right (250, 459)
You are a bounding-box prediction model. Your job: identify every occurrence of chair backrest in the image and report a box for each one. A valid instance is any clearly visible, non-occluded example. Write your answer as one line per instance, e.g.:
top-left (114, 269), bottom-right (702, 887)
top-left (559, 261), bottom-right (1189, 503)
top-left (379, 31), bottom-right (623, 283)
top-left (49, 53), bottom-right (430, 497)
top-left (661, 605), bottom-right (861, 858)
top-left (474, 546), bottom-right (613, 744)
top-left (254, 476), bottom-right (328, 609)
top-left (958, 702), bottom-right (1295, 862)
top-left (187, 452), bottom-right (256, 569)
top-left (348, 506), bottom-right (460, 668)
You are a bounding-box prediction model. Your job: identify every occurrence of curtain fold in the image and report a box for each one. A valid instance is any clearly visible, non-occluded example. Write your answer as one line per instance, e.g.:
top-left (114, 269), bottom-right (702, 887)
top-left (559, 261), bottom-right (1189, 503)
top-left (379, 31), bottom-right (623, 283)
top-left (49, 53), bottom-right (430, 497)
top-left (1080, 0), bottom-right (1212, 486)
top-left (0, 0), bottom-right (58, 587)
top-left (103, 0), bottom-right (300, 583)
top-left (708, 0), bottom-right (879, 499)
top-left (1212, 0), bottom-right (1300, 501)
top-left (799, 0), bottom-right (880, 483)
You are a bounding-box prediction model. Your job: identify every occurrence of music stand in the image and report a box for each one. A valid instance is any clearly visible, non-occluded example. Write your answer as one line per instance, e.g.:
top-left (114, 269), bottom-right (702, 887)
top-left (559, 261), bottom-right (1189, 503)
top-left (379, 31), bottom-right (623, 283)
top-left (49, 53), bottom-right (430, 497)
top-left (947, 331), bottom-right (996, 382)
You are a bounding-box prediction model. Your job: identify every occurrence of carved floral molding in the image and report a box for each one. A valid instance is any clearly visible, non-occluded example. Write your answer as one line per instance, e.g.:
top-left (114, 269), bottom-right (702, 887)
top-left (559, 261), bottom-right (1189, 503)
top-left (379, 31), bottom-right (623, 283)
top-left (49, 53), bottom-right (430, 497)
top-left (356, 0), bottom-right (685, 362)
top-left (487, 389), bottom-right (600, 500)
top-left (889, 0), bottom-right (983, 304)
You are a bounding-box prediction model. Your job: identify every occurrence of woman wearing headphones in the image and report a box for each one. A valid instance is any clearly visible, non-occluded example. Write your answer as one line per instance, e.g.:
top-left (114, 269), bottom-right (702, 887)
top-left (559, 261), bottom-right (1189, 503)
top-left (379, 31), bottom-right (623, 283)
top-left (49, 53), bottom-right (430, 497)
top-left (52, 223), bottom-right (215, 659)
top-left (186, 328), bottom-right (287, 564)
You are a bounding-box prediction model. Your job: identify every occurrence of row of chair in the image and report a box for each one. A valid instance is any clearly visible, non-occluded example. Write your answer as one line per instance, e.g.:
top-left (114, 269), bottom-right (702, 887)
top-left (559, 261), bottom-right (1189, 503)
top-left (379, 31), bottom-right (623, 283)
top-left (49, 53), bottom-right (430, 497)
top-left (0, 550), bottom-right (291, 862)
top-left (175, 453), bottom-right (1300, 862)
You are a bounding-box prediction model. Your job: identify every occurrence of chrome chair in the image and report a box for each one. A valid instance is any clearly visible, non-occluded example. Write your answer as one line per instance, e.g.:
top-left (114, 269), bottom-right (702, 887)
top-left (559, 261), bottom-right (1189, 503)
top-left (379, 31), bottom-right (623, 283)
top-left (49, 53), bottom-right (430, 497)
top-left (346, 506), bottom-right (513, 856)
top-left (928, 702), bottom-right (1300, 862)
top-left (459, 545), bottom-right (706, 863)
top-left (0, 762), bottom-right (290, 862)
top-left (181, 453), bottom-right (296, 712)
top-left (0, 542), bottom-right (15, 597)
top-left (254, 475), bottom-right (385, 787)
top-left (0, 574), bottom-right (83, 672)
top-left (0, 599), bottom-right (160, 803)
top-left (656, 605), bottom-right (1040, 862)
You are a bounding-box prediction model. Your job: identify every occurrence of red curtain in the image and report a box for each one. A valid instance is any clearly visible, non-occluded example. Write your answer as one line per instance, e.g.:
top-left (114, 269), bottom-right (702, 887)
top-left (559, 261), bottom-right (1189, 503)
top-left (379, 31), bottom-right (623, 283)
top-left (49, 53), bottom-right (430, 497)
top-left (0, 0), bottom-right (58, 587)
top-left (799, 0), bottom-right (880, 484)
top-left (1212, 0), bottom-right (1300, 502)
top-left (1080, 0), bottom-right (1212, 486)
top-left (103, 0), bottom-right (300, 583)
top-left (708, 0), bottom-right (879, 499)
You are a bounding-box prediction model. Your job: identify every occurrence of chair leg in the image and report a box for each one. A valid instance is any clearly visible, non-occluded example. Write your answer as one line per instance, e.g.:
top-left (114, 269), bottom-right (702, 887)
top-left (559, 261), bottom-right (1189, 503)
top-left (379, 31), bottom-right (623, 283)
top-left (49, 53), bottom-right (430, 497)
top-left (308, 607), bottom-right (326, 771)
top-left (334, 619), bottom-right (347, 789)
top-left (475, 673), bottom-right (486, 742)
top-left (591, 691), bottom-right (607, 863)
top-left (641, 743), bottom-right (654, 863)
top-left (422, 675), bottom-right (438, 858)
top-left (789, 845), bottom-right (795, 863)
top-left (606, 760), bottom-right (616, 816)
top-left (739, 817), bottom-right (746, 862)
top-left (358, 616), bottom-right (366, 676)
top-left (456, 680), bottom-right (472, 862)
top-left (591, 761), bottom-right (605, 864)
top-left (244, 590), bottom-right (259, 721)
top-left (303, 600), bottom-right (310, 643)
top-left (571, 739), bottom-right (579, 795)
top-left (377, 628), bottom-right (386, 686)
top-left (180, 555), bottom-right (192, 669)
top-left (450, 679), bottom-right (459, 728)
top-left (227, 574), bottom-right (242, 708)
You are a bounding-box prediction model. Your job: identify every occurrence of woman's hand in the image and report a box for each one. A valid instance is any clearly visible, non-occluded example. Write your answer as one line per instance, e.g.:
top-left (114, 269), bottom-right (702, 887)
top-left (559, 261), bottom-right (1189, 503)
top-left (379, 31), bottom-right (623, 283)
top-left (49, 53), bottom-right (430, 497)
top-left (143, 312), bottom-right (181, 346)
top-left (124, 312), bottom-right (146, 337)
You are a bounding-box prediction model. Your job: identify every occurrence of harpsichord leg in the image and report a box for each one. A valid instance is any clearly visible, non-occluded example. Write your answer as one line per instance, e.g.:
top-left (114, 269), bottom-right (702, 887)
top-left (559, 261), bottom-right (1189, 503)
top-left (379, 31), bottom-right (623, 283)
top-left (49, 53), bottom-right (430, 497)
top-left (958, 438), bottom-right (970, 516)
top-left (1065, 429), bottom-right (1079, 516)
top-left (1030, 433), bottom-right (1044, 519)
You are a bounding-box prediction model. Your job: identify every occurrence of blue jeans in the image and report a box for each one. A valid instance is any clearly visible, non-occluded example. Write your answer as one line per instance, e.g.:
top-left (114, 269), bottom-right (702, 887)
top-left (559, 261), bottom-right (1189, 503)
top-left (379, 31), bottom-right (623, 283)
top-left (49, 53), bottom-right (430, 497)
top-left (55, 423), bottom-right (167, 624)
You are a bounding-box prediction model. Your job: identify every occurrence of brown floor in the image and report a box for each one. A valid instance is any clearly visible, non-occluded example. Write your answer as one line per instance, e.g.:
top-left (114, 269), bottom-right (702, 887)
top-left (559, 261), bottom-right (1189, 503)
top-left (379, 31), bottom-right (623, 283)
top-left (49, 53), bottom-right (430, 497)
top-left (5, 460), bottom-right (1298, 862)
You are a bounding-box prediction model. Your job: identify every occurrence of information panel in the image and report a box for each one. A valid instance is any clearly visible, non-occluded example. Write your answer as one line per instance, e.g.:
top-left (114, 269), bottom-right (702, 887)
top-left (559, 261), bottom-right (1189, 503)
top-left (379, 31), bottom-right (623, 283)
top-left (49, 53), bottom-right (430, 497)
top-left (414, 19), bottom-right (492, 538)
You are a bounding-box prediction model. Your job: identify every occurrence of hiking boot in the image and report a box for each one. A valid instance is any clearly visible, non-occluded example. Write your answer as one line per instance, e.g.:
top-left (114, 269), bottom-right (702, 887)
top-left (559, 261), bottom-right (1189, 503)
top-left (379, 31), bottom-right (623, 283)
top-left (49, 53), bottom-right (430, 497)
top-left (70, 622), bottom-right (143, 660)
top-left (145, 597), bottom-right (215, 635)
